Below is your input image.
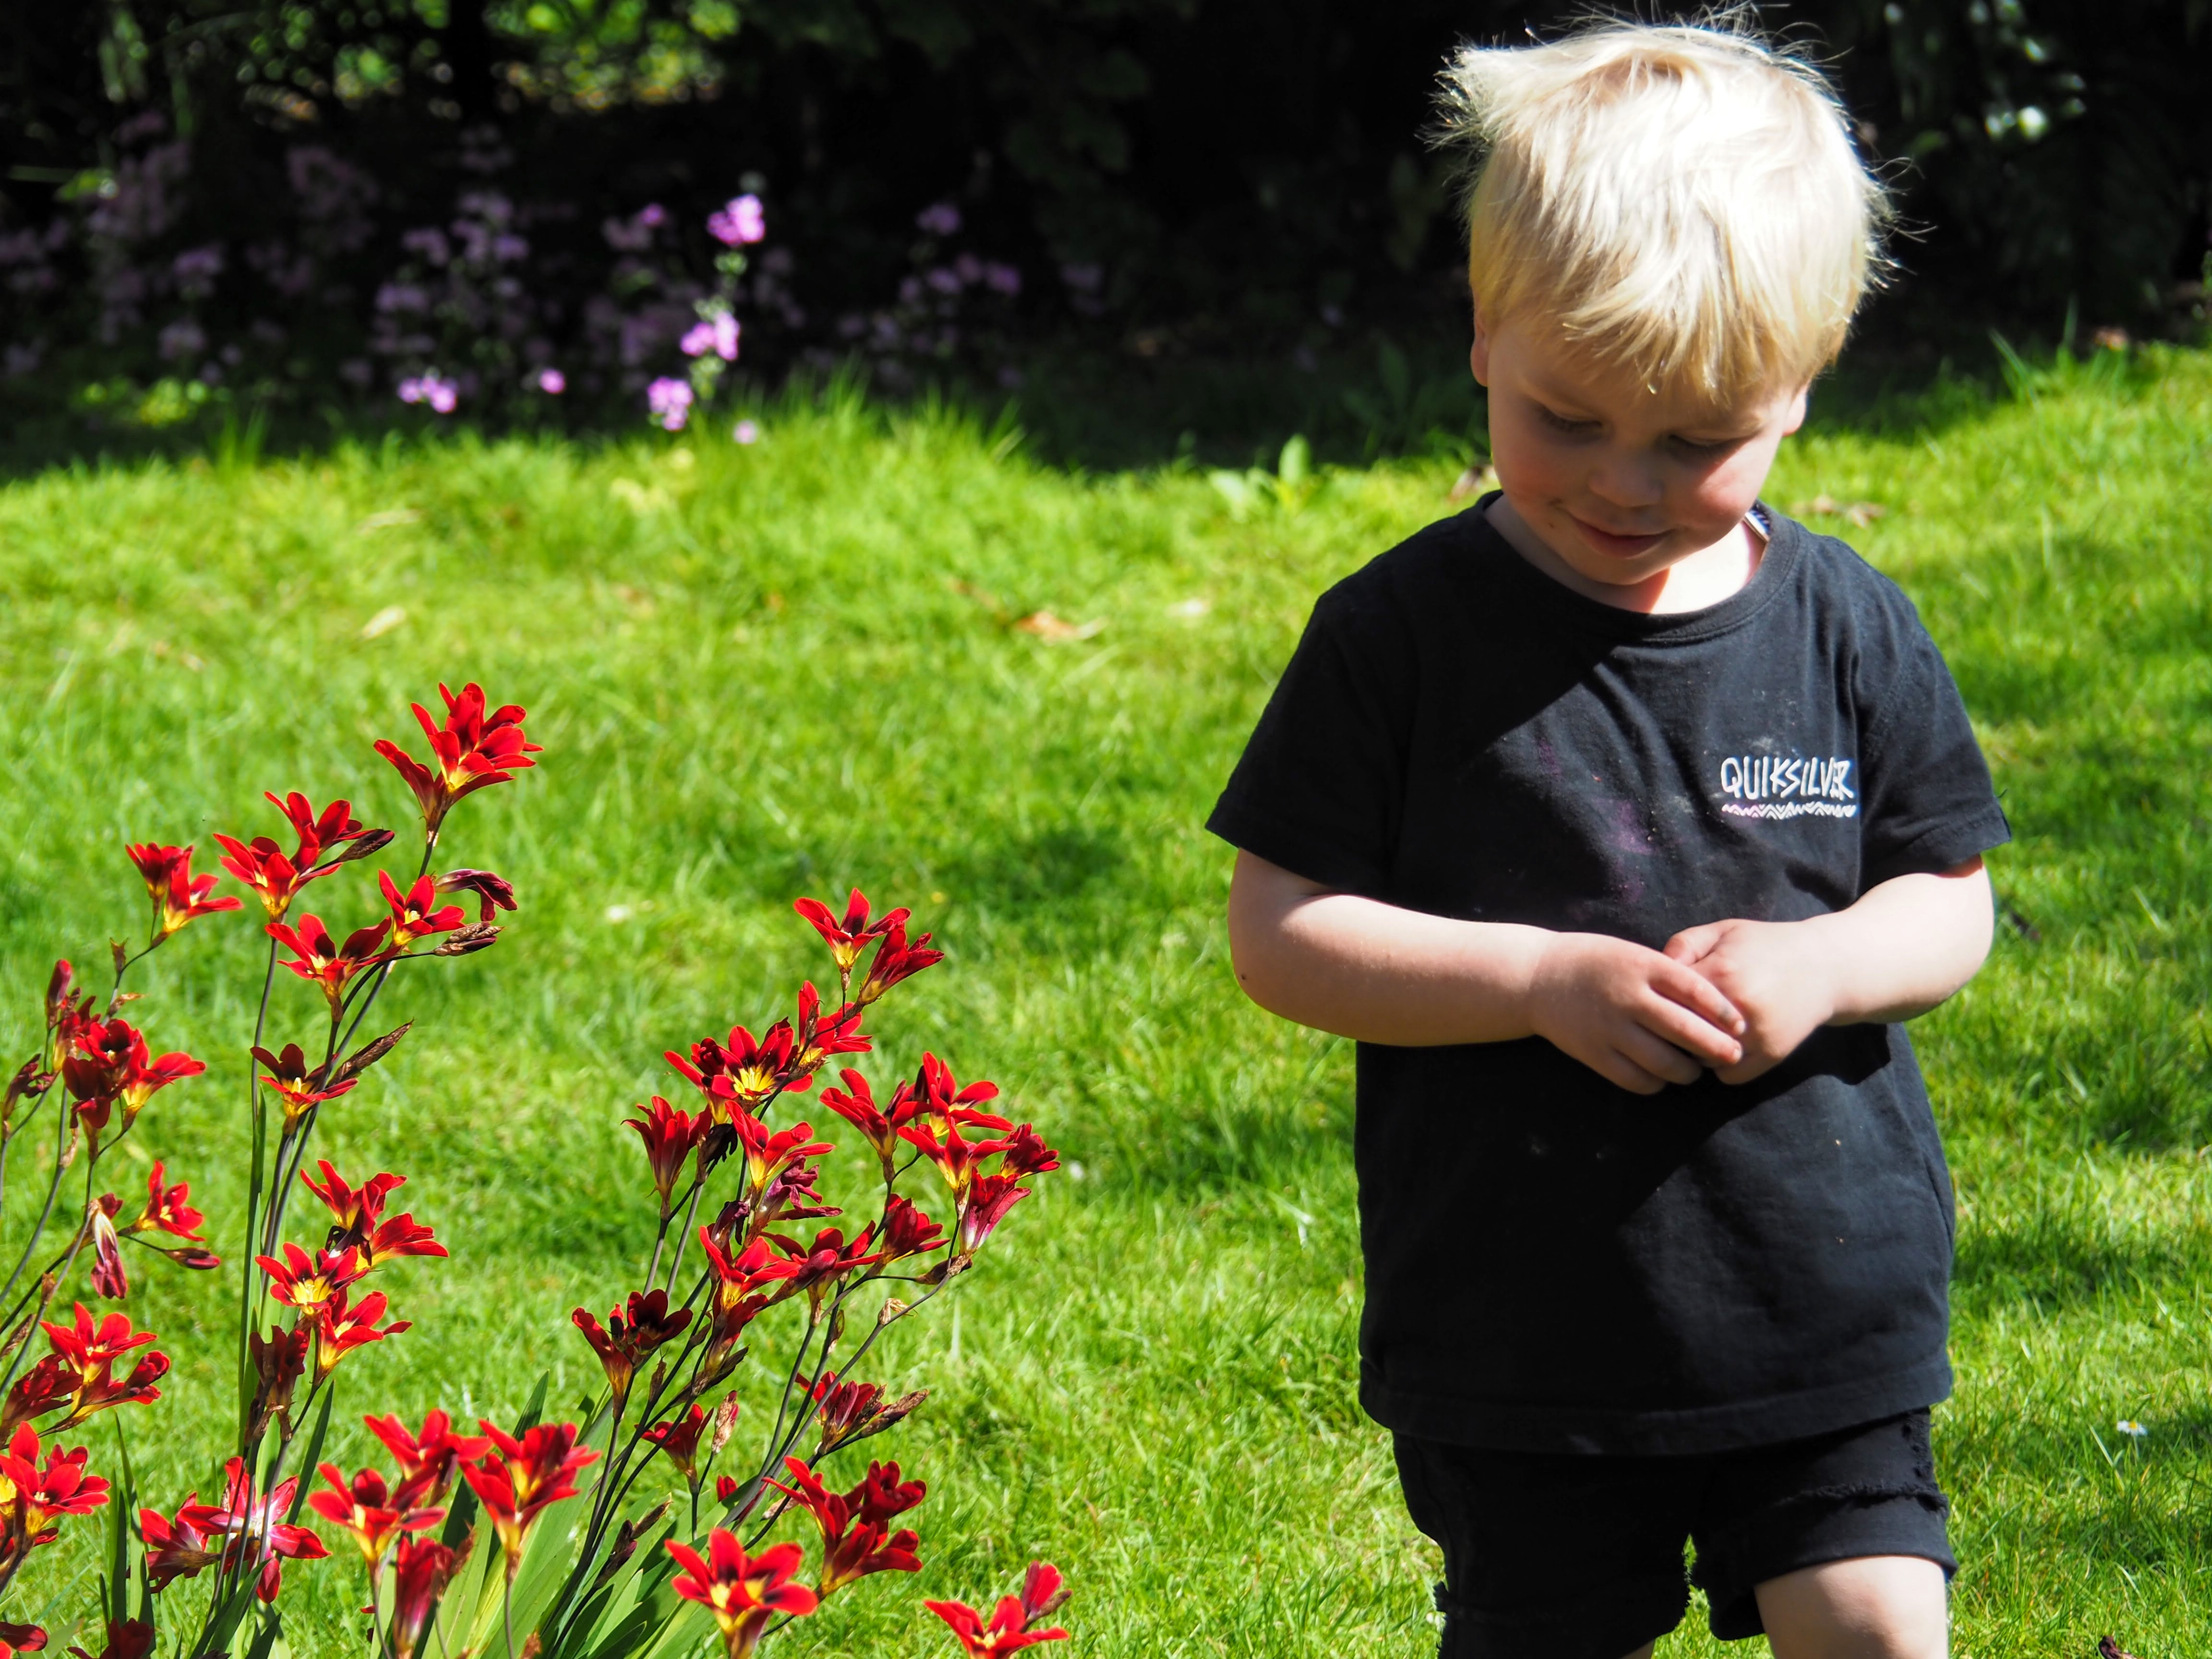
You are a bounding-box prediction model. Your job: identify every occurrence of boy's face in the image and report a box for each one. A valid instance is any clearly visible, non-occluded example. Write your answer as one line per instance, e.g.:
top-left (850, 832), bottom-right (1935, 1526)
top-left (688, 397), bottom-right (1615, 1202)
top-left (1470, 310), bottom-right (1808, 593)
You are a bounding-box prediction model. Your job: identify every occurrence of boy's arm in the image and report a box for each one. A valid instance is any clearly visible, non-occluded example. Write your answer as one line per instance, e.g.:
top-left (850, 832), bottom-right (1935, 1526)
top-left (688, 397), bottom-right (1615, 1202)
top-left (1662, 858), bottom-right (1994, 1085)
top-left (1226, 850), bottom-right (1746, 1094)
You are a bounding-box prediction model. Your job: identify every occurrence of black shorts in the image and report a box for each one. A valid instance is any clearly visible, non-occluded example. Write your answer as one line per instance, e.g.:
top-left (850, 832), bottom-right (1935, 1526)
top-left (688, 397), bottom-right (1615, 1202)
top-left (1394, 1410), bottom-right (1954, 1659)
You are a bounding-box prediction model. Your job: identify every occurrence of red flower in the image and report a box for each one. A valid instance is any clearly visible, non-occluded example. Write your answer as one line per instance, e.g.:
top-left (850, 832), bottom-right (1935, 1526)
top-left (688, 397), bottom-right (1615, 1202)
top-left (389, 1536), bottom-right (463, 1659)
top-left (787, 982), bottom-right (871, 1079)
top-left (379, 870), bottom-right (467, 949)
top-left (177, 1458), bottom-right (329, 1601)
top-left (664, 1531), bottom-right (817, 1659)
top-left (0, 1623), bottom-right (46, 1659)
top-left (364, 1409), bottom-right (490, 1510)
top-left (714, 1474), bottom-right (741, 1503)
top-left (0, 1360), bottom-right (74, 1438)
top-left (136, 1504), bottom-right (221, 1592)
top-left (35, 1305), bottom-right (168, 1430)
top-left (0, 1424), bottom-right (109, 1558)
top-left (267, 914), bottom-right (398, 1010)
top-left (732, 1113), bottom-right (833, 1202)
top-left (66, 1620), bottom-right (152, 1659)
top-left (246, 1324), bottom-right (309, 1436)
top-left (213, 833), bottom-right (333, 921)
top-left (666, 1022), bottom-right (807, 1116)
top-left (88, 1201), bottom-right (133, 1300)
top-left (916, 1053), bottom-right (1008, 1129)
top-left (623, 1096), bottom-right (709, 1213)
top-left (256, 1241), bottom-right (365, 1311)
top-left (897, 1121), bottom-right (1007, 1202)
top-left (995, 1124), bottom-right (1060, 1179)
top-left (374, 683), bottom-right (541, 835)
top-left (264, 792), bottom-right (371, 858)
top-left (61, 1020), bottom-right (204, 1134)
top-left (878, 1194), bottom-right (947, 1264)
top-left (312, 1287), bottom-right (410, 1381)
top-left (856, 920), bottom-right (942, 1005)
top-left (640, 1404), bottom-right (709, 1483)
top-left (434, 867), bottom-right (517, 922)
top-left (805, 1372), bottom-right (926, 1454)
top-left (299, 1161), bottom-right (446, 1267)
top-left (925, 1562), bottom-right (1072, 1658)
top-left (768, 1225), bottom-right (885, 1304)
top-left (307, 1463), bottom-right (443, 1566)
top-left (250, 1043), bottom-right (356, 1126)
top-left (124, 842), bottom-right (240, 939)
top-left (768, 1456), bottom-right (924, 1596)
top-left (817, 1069), bottom-right (918, 1179)
top-left (43, 960), bottom-right (92, 1051)
top-left (126, 1162), bottom-right (206, 1242)
top-left (461, 1419), bottom-right (597, 1565)
top-left (572, 1289), bottom-right (692, 1407)
top-left (956, 1171), bottom-right (1032, 1257)
top-left (793, 889), bottom-right (908, 975)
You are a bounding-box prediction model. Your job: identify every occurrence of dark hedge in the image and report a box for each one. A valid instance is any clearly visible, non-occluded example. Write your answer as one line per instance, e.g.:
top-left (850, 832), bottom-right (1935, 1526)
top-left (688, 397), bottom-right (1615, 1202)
top-left (1, 0), bottom-right (2204, 436)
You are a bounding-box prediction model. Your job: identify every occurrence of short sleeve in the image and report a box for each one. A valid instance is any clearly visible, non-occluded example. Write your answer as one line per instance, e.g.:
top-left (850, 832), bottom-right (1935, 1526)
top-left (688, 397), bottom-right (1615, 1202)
top-left (1854, 589), bottom-right (2011, 889)
top-left (1205, 582), bottom-right (1416, 896)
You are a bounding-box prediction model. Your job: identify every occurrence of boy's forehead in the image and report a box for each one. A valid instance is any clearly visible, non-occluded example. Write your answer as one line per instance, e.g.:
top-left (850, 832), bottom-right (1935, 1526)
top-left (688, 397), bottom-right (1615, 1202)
top-left (1516, 326), bottom-right (1787, 425)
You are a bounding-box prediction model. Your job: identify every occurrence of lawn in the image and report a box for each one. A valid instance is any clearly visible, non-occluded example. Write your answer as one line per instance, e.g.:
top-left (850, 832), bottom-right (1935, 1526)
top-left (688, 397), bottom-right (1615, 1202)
top-left (1, 343), bottom-right (2209, 1659)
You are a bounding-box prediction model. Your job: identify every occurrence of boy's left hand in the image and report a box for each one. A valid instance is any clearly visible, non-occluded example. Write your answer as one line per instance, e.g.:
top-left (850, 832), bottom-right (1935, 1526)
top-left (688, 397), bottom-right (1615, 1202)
top-left (1660, 918), bottom-right (1836, 1084)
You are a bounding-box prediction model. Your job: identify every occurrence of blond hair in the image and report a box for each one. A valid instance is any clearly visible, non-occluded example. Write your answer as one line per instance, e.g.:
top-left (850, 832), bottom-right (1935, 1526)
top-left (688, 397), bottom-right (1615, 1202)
top-left (1435, 16), bottom-right (1889, 400)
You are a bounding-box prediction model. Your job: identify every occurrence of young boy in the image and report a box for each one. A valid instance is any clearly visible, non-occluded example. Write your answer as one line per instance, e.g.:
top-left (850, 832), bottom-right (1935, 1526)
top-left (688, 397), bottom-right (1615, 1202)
top-left (1209, 22), bottom-right (2008, 1659)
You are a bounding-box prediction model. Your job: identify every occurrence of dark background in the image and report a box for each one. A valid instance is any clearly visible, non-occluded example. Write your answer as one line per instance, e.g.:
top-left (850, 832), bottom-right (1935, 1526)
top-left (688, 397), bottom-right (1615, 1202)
top-left (2, 0), bottom-right (2206, 463)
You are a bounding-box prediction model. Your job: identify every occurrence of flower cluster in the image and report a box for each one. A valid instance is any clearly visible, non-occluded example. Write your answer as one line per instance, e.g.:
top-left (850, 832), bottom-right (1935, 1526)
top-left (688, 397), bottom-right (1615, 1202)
top-left (0, 680), bottom-right (540, 1657)
top-left (0, 669), bottom-right (1080, 1659)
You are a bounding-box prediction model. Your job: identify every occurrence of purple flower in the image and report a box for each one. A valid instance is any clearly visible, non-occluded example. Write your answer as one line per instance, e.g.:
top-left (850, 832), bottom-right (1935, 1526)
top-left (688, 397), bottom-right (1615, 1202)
top-left (984, 262), bottom-right (1022, 297)
top-left (733, 419), bottom-right (760, 445)
top-left (339, 358), bottom-right (373, 387)
top-left (157, 319), bottom-right (206, 361)
top-left (916, 201), bottom-right (962, 237)
top-left (926, 266), bottom-right (962, 296)
top-left (401, 226), bottom-right (452, 264)
top-left (708, 193), bottom-right (766, 247)
top-left (399, 373), bottom-right (458, 414)
top-left (375, 282), bottom-right (430, 314)
top-left (604, 205), bottom-right (665, 251)
top-left (172, 244), bottom-right (225, 299)
top-left (538, 368), bottom-right (566, 394)
top-left (682, 312), bottom-right (742, 361)
top-left (647, 377), bottom-right (693, 431)
top-left (954, 253), bottom-right (983, 286)
top-left (1061, 261), bottom-right (1103, 293)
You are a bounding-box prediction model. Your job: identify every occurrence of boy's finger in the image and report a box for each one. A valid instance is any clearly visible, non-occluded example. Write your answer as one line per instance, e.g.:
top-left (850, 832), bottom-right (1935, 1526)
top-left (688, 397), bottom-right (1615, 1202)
top-left (1637, 992), bottom-right (1743, 1068)
top-left (1616, 1030), bottom-right (1705, 1088)
top-left (1591, 1045), bottom-right (1672, 1095)
top-left (1652, 959), bottom-right (1745, 1035)
top-left (1662, 924), bottom-right (1721, 963)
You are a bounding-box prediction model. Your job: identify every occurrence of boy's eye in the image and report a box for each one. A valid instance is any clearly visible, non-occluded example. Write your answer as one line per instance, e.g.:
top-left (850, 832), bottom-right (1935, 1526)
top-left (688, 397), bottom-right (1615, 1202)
top-left (1535, 405), bottom-right (1599, 435)
top-left (1671, 433), bottom-right (1742, 457)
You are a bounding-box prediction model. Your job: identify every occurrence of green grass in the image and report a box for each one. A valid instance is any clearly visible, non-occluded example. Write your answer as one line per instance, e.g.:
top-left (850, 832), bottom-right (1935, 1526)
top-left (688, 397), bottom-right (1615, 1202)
top-left (0, 345), bottom-right (2208, 1659)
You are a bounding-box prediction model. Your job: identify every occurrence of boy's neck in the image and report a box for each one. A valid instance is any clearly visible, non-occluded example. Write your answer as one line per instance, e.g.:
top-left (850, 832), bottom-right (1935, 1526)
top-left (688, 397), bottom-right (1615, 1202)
top-left (1485, 497), bottom-right (1766, 616)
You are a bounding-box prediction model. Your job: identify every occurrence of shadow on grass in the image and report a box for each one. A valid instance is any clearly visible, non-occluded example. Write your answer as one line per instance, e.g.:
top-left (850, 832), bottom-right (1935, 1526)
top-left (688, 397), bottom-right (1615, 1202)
top-left (3, 323), bottom-right (2139, 485)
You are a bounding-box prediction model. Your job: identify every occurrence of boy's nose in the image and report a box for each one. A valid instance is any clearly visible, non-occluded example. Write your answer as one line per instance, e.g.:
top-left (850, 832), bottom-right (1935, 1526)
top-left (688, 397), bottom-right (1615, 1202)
top-left (1586, 457), bottom-right (1664, 512)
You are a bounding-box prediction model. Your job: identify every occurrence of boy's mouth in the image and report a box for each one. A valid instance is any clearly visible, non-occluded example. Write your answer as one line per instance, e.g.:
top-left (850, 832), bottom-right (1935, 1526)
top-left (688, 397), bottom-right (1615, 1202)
top-left (1567, 513), bottom-right (1671, 561)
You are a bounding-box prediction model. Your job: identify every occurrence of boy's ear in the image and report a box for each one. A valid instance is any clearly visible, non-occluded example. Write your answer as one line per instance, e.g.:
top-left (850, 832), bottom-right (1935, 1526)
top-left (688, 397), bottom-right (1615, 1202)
top-left (1782, 382), bottom-right (1811, 435)
top-left (1469, 309), bottom-right (1493, 387)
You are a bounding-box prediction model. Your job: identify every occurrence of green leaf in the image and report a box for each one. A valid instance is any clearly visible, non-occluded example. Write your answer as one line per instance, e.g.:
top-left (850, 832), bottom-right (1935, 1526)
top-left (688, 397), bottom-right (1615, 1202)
top-left (241, 1609), bottom-right (283, 1659)
top-left (285, 1386), bottom-right (337, 1525)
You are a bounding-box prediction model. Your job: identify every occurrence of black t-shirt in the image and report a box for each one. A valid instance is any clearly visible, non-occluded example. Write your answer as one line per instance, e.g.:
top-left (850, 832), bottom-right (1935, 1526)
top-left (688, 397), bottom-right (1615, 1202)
top-left (1208, 502), bottom-right (2011, 1455)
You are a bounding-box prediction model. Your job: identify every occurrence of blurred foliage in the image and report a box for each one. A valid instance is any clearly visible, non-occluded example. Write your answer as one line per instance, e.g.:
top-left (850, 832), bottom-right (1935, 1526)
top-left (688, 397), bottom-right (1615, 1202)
top-left (0, 0), bottom-right (2204, 440)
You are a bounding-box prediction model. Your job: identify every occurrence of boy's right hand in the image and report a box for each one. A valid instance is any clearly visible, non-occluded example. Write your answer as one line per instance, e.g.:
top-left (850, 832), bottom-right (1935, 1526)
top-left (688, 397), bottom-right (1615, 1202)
top-left (1525, 932), bottom-right (1745, 1094)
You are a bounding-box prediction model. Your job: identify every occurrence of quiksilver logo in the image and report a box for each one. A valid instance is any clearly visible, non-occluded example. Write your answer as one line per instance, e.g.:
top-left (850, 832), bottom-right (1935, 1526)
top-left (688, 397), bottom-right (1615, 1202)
top-left (1718, 754), bottom-right (1859, 820)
